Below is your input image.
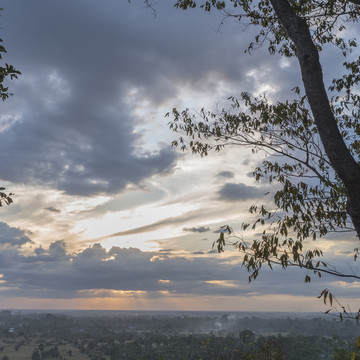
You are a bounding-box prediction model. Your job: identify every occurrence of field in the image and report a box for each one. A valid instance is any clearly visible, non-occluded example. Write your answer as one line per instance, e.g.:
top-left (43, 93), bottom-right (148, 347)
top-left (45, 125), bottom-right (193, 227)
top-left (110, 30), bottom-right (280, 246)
top-left (0, 338), bottom-right (90, 360)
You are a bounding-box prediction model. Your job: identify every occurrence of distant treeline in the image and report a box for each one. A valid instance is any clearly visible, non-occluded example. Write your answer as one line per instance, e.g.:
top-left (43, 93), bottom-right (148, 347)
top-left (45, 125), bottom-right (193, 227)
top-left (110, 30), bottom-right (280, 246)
top-left (0, 310), bottom-right (358, 359)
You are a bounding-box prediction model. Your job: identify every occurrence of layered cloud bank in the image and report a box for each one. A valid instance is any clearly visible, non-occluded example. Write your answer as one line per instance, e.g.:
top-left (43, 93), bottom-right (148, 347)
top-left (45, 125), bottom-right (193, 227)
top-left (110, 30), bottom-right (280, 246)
top-left (0, 0), bottom-right (357, 310)
top-left (0, 222), bottom-right (356, 312)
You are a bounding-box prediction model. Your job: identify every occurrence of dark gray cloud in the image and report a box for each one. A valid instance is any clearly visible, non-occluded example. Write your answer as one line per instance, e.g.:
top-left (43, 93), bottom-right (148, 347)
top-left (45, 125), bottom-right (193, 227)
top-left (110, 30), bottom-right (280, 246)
top-left (0, 0), bottom-right (302, 196)
top-left (0, 222), bottom-right (33, 247)
top-left (1, 1), bottom-right (185, 196)
top-left (0, 238), bottom-right (246, 298)
top-left (216, 171), bottom-right (235, 179)
top-left (44, 207), bottom-right (60, 213)
top-left (217, 182), bottom-right (264, 201)
top-left (183, 226), bottom-right (210, 233)
top-left (0, 89), bottom-right (177, 196)
top-left (0, 222), bottom-right (357, 300)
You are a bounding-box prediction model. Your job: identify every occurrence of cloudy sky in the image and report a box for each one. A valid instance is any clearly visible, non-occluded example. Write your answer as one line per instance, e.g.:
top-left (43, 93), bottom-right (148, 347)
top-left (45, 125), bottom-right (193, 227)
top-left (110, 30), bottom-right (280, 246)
top-left (0, 0), bottom-right (358, 312)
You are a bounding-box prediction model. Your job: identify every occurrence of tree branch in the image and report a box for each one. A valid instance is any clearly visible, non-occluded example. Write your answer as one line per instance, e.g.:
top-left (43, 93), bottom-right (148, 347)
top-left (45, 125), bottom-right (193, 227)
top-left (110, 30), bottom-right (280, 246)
top-left (269, 0), bottom-right (360, 238)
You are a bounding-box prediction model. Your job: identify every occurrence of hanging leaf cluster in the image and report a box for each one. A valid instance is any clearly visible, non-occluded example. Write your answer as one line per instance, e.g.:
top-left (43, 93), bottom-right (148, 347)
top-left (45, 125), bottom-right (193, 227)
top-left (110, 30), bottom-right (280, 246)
top-left (169, 86), bottom-right (360, 318)
top-left (0, 9), bottom-right (21, 101)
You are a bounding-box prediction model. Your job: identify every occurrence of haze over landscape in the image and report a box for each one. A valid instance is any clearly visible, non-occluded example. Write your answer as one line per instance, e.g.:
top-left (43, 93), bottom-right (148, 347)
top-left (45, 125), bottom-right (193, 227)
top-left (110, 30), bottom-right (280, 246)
top-left (0, 0), bottom-right (358, 312)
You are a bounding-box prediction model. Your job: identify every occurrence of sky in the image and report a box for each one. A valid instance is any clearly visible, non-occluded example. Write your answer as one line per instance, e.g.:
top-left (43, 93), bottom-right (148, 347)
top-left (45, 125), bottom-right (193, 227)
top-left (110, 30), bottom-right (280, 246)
top-left (0, 0), bottom-right (358, 312)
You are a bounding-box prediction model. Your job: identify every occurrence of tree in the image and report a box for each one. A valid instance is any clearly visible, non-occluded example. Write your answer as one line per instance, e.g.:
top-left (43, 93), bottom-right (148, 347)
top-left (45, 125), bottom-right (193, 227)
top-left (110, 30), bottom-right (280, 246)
top-left (247, 337), bottom-right (287, 360)
top-left (147, 0), bottom-right (360, 318)
top-left (31, 349), bottom-right (40, 360)
top-left (38, 343), bottom-right (44, 360)
top-left (0, 8), bottom-right (19, 205)
top-left (0, 8), bottom-right (20, 101)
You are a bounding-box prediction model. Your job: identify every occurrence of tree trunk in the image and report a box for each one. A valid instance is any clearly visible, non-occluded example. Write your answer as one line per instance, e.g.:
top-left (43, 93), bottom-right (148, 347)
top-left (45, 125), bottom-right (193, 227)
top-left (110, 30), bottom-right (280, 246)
top-left (269, 0), bottom-right (360, 238)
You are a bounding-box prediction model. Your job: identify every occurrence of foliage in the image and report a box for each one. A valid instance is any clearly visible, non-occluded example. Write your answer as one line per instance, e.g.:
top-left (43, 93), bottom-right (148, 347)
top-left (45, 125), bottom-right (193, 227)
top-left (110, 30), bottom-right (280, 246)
top-left (31, 349), bottom-right (40, 360)
top-left (0, 9), bottom-right (20, 101)
top-left (169, 89), bottom-right (360, 315)
top-left (2, 311), bottom-right (360, 359)
top-left (0, 8), bottom-right (18, 206)
top-left (0, 187), bottom-right (13, 207)
top-left (351, 336), bottom-right (360, 360)
top-left (0, 40), bottom-right (20, 101)
top-left (165, 0), bottom-right (360, 319)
